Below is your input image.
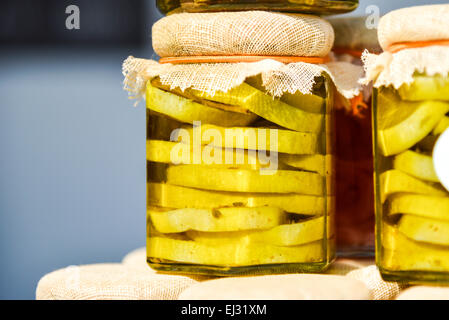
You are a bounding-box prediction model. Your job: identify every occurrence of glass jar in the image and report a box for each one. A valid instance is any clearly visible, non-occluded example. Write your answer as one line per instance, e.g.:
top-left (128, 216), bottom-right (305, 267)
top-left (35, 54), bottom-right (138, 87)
top-left (335, 104), bottom-right (374, 256)
top-left (374, 74), bottom-right (449, 283)
top-left (156, 0), bottom-right (358, 15)
top-left (328, 16), bottom-right (378, 257)
top-left (146, 74), bottom-right (336, 275)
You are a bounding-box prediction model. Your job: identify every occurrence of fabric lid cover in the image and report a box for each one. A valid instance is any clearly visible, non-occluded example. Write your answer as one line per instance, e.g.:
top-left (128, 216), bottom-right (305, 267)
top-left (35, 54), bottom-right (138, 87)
top-left (152, 11), bottom-right (334, 58)
top-left (377, 4), bottom-right (449, 51)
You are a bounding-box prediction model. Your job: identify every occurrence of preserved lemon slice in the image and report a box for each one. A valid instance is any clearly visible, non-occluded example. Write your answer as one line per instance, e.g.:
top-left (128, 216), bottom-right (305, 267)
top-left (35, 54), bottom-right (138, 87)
top-left (184, 124), bottom-right (320, 155)
top-left (166, 165), bottom-right (324, 195)
top-left (393, 150), bottom-right (439, 182)
top-left (398, 74), bottom-right (449, 101)
top-left (380, 170), bottom-right (447, 203)
top-left (147, 139), bottom-right (269, 169)
top-left (377, 88), bottom-right (449, 156)
top-left (398, 215), bottom-right (449, 246)
top-left (433, 116), bottom-right (449, 136)
top-left (148, 206), bottom-right (284, 233)
top-left (151, 78), bottom-right (251, 114)
top-left (148, 183), bottom-right (325, 215)
top-left (280, 154), bottom-right (330, 175)
top-left (147, 237), bottom-right (323, 266)
top-left (188, 216), bottom-right (324, 246)
top-left (146, 81), bottom-right (257, 127)
top-left (245, 75), bottom-right (325, 114)
top-left (388, 194), bottom-right (449, 221)
top-left (190, 83), bottom-right (323, 133)
top-left (381, 224), bottom-right (449, 271)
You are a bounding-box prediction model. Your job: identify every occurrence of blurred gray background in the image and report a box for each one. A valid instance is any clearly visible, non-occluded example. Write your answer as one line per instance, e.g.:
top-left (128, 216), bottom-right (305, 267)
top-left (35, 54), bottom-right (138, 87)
top-left (0, 0), bottom-right (447, 299)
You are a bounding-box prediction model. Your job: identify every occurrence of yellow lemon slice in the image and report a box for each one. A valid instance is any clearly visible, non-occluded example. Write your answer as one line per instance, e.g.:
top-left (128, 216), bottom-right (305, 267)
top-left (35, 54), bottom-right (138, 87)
top-left (191, 83), bottom-right (324, 133)
top-left (166, 165), bottom-right (324, 195)
top-left (148, 206), bottom-right (284, 233)
top-left (148, 182), bottom-right (325, 216)
top-left (146, 81), bottom-right (257, 127)
top-left (377, 88), bottom-right (449, 156)
top-left (393, 150), bottom-right (439, 182)
top-left (388, 194), bottom-right (449, 221)
top-left (245, 75), bottom-right (325, 114)
top-left (398, 215), bottom-right (449, 246)
top-left (147, 237), bottom-right (324, 266)
top-left (183, 124), bottom-right (321, 155)
top-left (398, 74), bottom-right (449, 101)
top-left (188, 216), bottom-right (325, 247)
top-left (280, 154), bottom-right (331, 175)
top-left (381, 224), bottom-right (449, 272)
top-left (380, 170), bottom-right (447, 203)
top-left (146, 139), bottom-right (271, 169)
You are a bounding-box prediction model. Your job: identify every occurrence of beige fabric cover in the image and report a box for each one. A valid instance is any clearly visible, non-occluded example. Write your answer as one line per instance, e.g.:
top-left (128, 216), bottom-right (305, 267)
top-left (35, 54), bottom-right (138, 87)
top-left (124, 12), bottom-right (361, 104)
top-left (152, 11), bottom-right (334, 58)
top-left (36, 248), bottom-right (407, 300)
top-left (122, 57), bottom-right (363, 101)
top-left (362, 4), bottom-right (449, 88)
top-left (377, 4), bottom-right (449, 51)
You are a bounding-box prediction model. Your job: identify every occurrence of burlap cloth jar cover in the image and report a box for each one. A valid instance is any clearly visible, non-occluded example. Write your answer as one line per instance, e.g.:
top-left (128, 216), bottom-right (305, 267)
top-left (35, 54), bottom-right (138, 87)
top-left (362, 4), bottom-right (449, 89)
top-left (123, 11), bottom-right (363, 101)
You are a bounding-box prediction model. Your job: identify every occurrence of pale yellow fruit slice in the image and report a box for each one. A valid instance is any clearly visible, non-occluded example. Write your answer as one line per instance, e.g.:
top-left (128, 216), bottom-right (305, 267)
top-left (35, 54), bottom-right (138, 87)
top-left (151, 78), bottom-right (251, 114)
top-left (147, 237), bottom-right (323, 266)
top-left (166, 165), bottom-right (324, 195)
top-left (398, 74), bottom-right (449, 101)
top-left (433, 116), bottom-right (449, 135)
top-left (191, 83), bottom-right (324, 133)
top-left (149, 206), bottom-right (284, 233)
top-left (380, 170), bottom-right (447, 203)
top-left (377, 88), bottom-right (449, 156)
top-left (381, 224), bottom-right (449, 272)
top-left (146, 81), bottom-right (257, 127)
top-left (245, 75), bottom-right (325, 114)
top-left (280, 154), bottom-right (331, 175)
top-left (398, 215), bottom-right (449, 246)
top-left (188, 216), bottom-right (325, 246)
top-left (184, 124), bottom-right (321, 155)
top-left (148, 183), bottom-right (325, 215)
top-left (147, 139), bottom-right (268, 169)
top-left (393, 150), bottom-right (439, 182)
top-left (387, 194), bottom-right (449, 221)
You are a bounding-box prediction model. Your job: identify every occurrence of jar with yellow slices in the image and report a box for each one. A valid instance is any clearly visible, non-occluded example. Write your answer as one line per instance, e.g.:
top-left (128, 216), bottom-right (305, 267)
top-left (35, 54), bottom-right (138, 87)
top-left (156, 0), bottom-right (358, 15)
top-left (365, 5), bottom-right (449, 283)
top-left (123, 11), bottom-right (360, 275)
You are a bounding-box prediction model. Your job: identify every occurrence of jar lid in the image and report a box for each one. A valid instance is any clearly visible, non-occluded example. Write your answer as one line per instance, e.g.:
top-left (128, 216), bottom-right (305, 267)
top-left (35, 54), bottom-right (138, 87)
top-left (378, 4), bottom-right (449, 51)
top-left (152, 11), bottom-right (334, 58)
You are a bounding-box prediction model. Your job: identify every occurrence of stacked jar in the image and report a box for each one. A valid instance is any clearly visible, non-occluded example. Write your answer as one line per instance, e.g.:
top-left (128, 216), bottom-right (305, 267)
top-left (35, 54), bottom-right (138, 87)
top-left (363, 4), bottom-right (449, 283)
top-left (123, 3), bottom-right (362, 275)
top-left (328, 17), bottom-right (381, 257)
